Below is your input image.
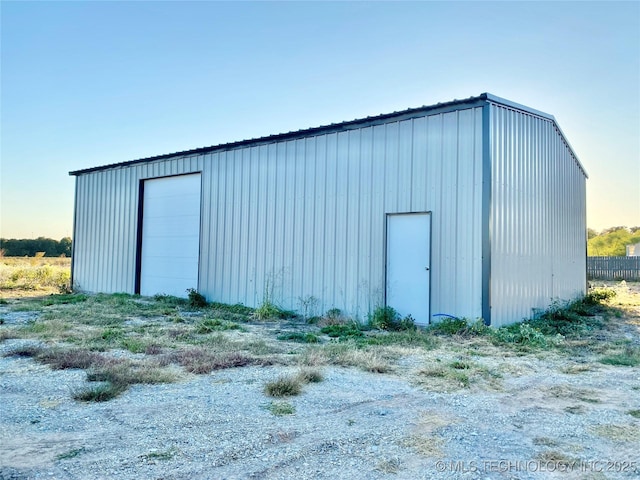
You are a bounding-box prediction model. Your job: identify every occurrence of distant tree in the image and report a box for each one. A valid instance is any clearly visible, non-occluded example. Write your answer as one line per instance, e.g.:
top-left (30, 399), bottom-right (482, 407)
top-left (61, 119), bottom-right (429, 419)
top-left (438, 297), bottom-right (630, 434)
top-left (587, 228), bottom-right (598, 240)
top-left (0, 237), bottom-right (73, 257)
top-left (59, 237), bottom-right (72, 257)
top-left (601, 226), bottom-right (629, 235)
top-left (587, 227), bottom-right (640, 256)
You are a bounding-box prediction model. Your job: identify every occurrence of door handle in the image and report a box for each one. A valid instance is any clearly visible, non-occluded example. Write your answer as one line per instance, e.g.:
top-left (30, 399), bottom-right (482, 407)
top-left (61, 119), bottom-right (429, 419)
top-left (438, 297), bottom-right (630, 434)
top-left (425, 267), bottom-right (430, 271)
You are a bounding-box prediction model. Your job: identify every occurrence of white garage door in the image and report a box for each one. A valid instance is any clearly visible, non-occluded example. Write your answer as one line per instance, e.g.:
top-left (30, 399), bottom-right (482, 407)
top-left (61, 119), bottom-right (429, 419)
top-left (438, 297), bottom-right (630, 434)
top-left (140, 174), bottom-right (201, 298)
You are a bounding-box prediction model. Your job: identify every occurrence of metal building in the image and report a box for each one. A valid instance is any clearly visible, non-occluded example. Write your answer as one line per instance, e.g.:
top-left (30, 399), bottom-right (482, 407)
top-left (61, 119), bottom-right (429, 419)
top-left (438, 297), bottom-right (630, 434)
top-left (69, 93), bottom-right (587, 327)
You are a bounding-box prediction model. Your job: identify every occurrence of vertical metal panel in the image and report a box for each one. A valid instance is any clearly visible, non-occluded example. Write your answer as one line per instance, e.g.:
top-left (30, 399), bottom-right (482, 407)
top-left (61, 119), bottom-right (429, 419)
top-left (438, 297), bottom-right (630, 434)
top-left (72, 158), bottom-right (204, 294)
top-left (489, 104), bottom-right (586, 327)
top-left (72, 106), bottom-right (485, 321)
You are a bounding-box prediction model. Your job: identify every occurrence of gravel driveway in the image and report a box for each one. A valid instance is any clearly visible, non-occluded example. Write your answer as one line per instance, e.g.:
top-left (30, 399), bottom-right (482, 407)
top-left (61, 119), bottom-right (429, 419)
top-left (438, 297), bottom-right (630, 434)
top-left (1, 284), bottom-right (639, 480)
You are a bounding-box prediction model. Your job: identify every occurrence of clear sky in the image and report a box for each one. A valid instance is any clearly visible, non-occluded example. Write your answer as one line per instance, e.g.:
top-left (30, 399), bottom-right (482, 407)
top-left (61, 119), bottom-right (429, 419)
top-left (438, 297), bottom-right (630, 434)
top-left (1, 1), bottom-right (639, 239)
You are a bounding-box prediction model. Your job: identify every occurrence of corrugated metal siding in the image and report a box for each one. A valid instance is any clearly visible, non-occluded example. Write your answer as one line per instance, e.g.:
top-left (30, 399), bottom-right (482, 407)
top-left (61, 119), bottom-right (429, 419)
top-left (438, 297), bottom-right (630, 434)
top-left (489, 104), bottom-right (586, 327)
top-left (73, 107), bottom-right (484, 321)
top-left (72, 157), bottom-right (204, 293)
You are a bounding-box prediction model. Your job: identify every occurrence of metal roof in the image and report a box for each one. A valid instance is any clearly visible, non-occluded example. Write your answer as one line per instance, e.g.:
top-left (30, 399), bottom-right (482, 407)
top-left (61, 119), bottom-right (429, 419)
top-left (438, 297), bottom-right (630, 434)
top-left (69, 93), bottom-right (583, 176)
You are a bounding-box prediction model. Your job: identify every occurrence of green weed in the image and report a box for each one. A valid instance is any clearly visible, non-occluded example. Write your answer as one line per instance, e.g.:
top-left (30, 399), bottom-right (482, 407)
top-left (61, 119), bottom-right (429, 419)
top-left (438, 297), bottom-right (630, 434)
top-left (140, 448), bottom-right (177, 461)
top-left (254, 300), bottom-right (295, 320)
top-left (186, 289), bottom-right (207, 308)
top-left (492, 323), bottom-right (549, 348)
top-left (73, 382), bottom-right (126, 402)
top-left (364, 330), bottom-right (439, 349)
top-left (600, 347), bottom-right (640, 366)
top-left (56, 447), bottom-right (86, 460)
top-left (369, 306), bottom-right (416, 331)
top-left (277, 332), bottom-right (320, 343)
top-left (320, 323), bottom-right (363, 340)
top-left (267, 401), bottom-right (295, 416)
top-left (196, 318), bottom-right (242, 333)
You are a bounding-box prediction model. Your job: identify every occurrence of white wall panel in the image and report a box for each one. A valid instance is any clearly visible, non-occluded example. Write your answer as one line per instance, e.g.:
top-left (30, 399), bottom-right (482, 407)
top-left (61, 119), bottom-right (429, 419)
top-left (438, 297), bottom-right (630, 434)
top-left (72, 105), bottom-right (484, 322)
top-left (489, 104), bottom-right (586, 327)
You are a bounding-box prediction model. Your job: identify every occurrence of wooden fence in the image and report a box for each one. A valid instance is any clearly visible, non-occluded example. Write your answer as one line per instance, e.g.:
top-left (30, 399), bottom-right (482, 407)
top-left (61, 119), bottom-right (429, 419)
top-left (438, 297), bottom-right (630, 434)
top-left (587, 256), bottom-right (640, 281)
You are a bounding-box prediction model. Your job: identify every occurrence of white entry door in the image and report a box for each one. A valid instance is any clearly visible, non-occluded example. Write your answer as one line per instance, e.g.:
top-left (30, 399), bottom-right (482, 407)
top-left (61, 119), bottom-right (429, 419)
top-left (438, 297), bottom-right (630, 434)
top-left (386, 212), bottom-right (431, 325)
top-left (140, 174), bottom-right (201, 297)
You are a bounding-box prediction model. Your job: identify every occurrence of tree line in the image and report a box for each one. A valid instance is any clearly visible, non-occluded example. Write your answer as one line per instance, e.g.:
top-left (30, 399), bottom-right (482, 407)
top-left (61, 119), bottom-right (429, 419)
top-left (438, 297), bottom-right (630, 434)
top-left (0, 237), bottom-right (72, 257)
top-left (587, 227), bottom-right (640, 256)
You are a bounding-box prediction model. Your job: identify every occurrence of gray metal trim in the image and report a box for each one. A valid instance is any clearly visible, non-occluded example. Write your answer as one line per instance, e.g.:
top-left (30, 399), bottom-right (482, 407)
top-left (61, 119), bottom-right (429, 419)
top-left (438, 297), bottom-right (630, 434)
top-left (484, 93), bottom-right (555, 121)
top-left (70, 177), bottom-right (78, 291)
top-left (134, 179), bottom-right (145, 295)
top-left (481, 103), bottom-right (492, 326)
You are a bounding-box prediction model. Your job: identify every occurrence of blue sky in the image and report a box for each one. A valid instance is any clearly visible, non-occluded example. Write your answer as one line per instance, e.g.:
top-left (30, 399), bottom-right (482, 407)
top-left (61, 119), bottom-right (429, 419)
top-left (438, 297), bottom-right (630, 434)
top-left (1, 1), bottom-right (639, 239)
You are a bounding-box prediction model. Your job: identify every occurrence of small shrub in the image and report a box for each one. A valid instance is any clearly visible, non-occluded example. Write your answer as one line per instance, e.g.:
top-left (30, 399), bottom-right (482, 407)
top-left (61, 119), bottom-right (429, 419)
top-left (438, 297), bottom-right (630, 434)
top-left (186, 289), bottom-right (207, 308)
top-left (583, 288), bottom-right (616, 305)
top-left (370, 306), bottom-right (400, 330)
top-left (429, 317), bottom-right (469, 335)
top-left (492, 323), bottom-right (548, 348)
top-left (320, 323), bottom-right (363, 340)
top-left (325, 308), bottom-right (343, 320)
top-left (254, 300), bottom-right (283, 320)
top-left (264, 375), bottom-right (302, 397)
top-left (369, 307), bottom-right (417, 331)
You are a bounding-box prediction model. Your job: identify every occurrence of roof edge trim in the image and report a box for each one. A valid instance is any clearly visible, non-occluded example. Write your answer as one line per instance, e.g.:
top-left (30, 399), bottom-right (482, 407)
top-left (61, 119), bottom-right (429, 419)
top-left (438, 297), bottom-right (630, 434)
top-left (69, 94), bottom-right (488, 176)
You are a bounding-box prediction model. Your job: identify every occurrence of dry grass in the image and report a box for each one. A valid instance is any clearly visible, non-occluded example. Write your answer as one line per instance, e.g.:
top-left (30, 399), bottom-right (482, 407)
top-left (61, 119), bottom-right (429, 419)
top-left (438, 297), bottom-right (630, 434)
top-left (592, 424), bottom-right (640, 442)
top-left (375, 458), bottom-right (402, 474)
top-left (535, 450), bottom-right (579, 466)
top-left (296, 367), bottom-right (324, 384)
top-left (0, 257), bottom-right (71, 295)
top-left (560, 363), bottom-right (594, 374)
top-left (264, 375), bottom-right (303, 397)
top-left (400, 435), bottom-right (444, 457)
top-left (164, 349), bottom-right (256, 374)
top-left (414, 358), bottom-right (501, 391)
top-left (300, 343), bottom-right (395, 373)
top-left (2, 281), bottom-right (639, 406)
top-left (532, 437), bottom-right (559, 447)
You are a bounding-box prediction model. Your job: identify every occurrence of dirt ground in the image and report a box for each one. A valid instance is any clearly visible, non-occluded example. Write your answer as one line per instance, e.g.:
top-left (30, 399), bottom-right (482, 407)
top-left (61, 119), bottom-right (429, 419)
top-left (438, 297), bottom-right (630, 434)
top-left (0, 282), bottom-right (639, 479)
